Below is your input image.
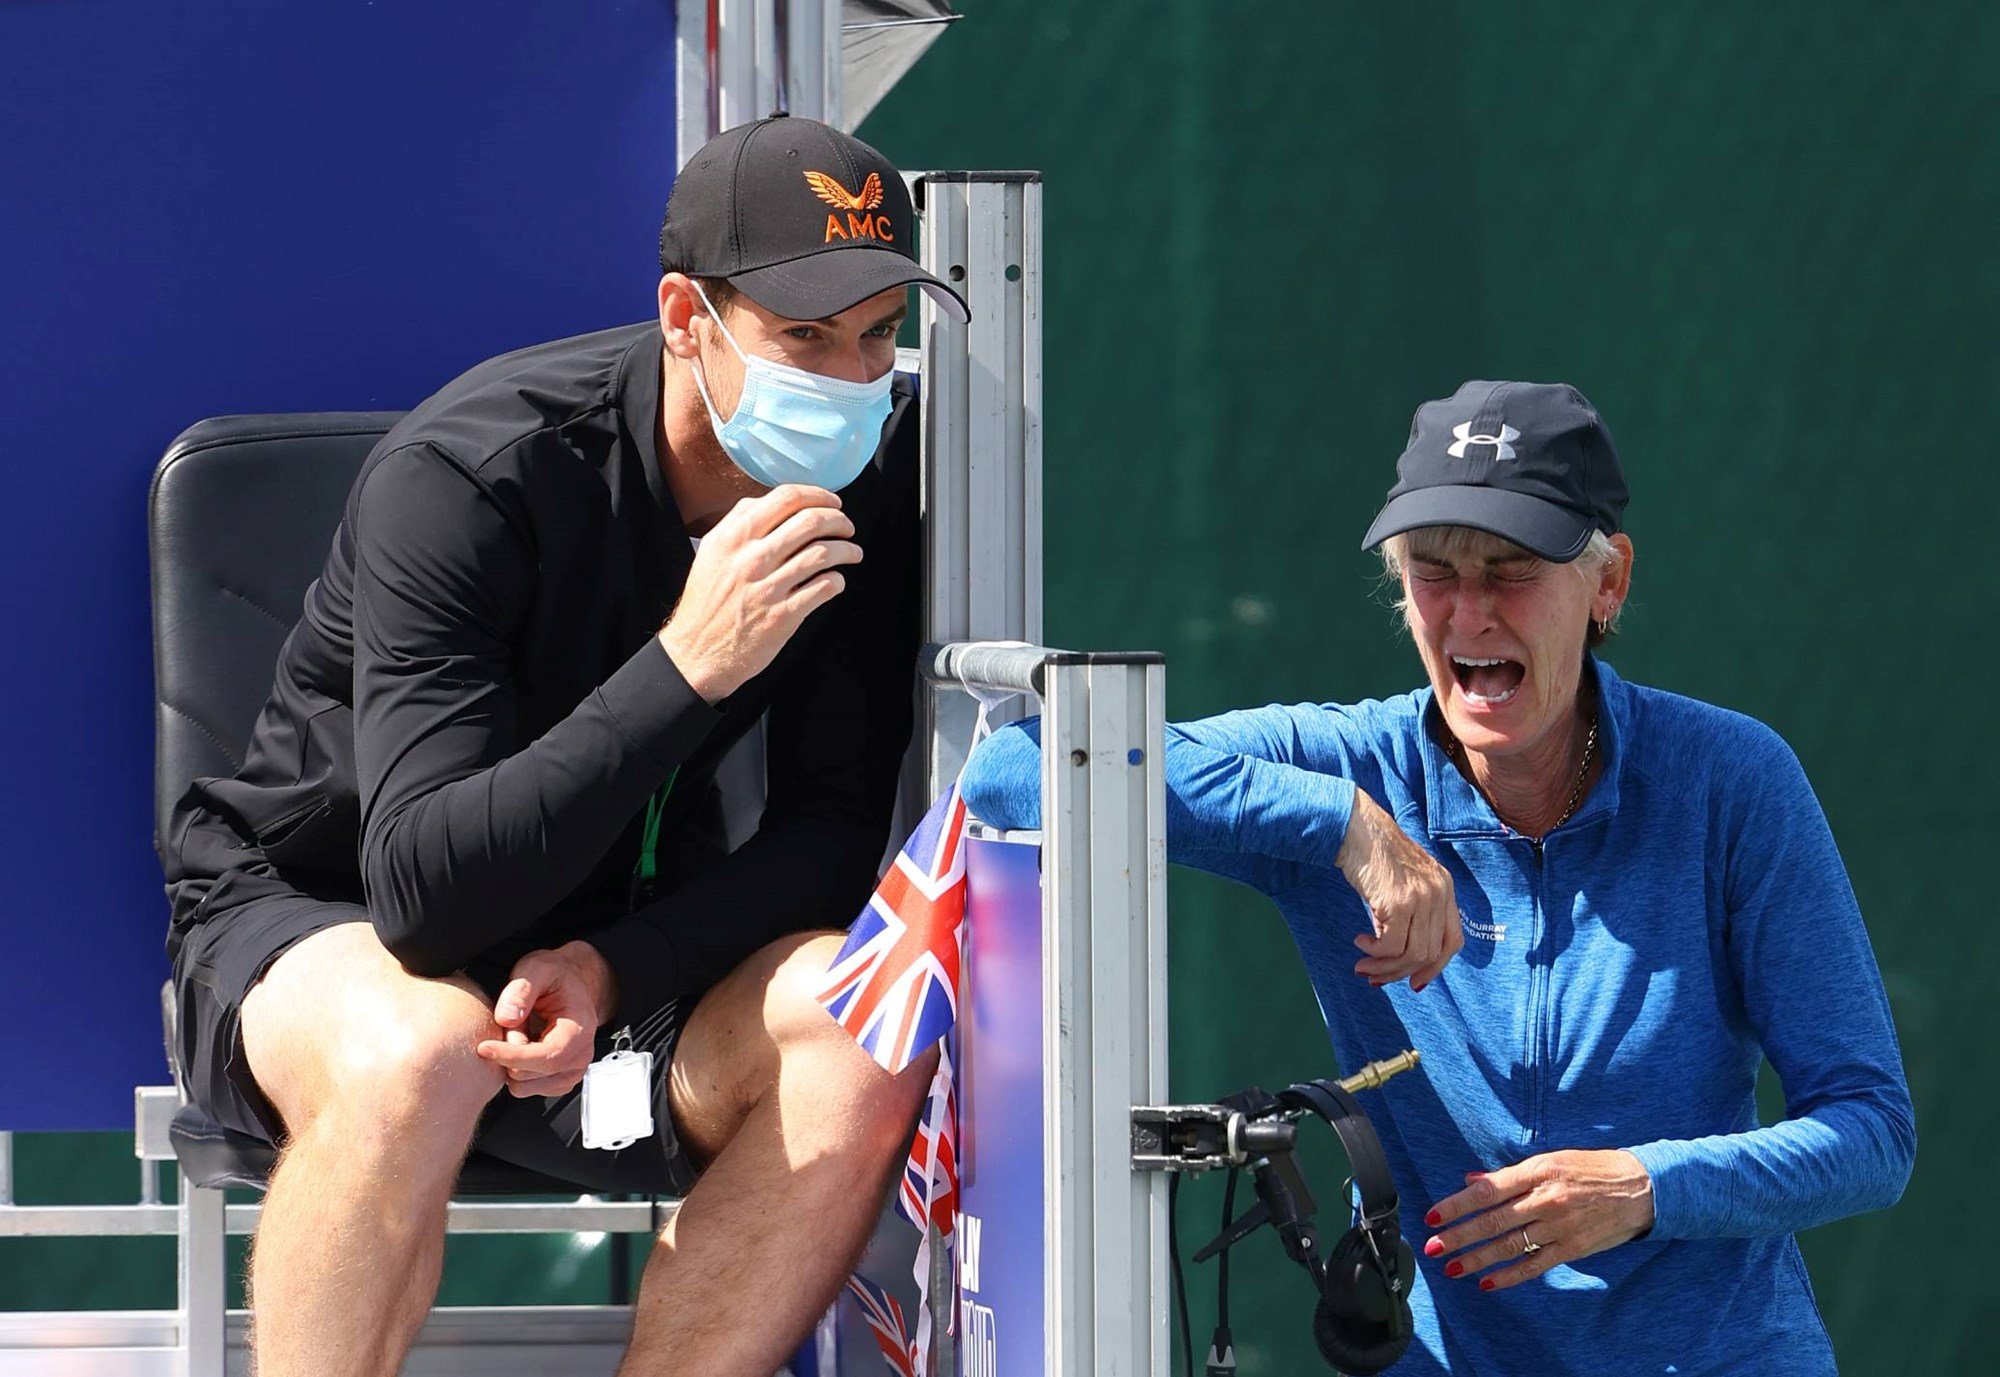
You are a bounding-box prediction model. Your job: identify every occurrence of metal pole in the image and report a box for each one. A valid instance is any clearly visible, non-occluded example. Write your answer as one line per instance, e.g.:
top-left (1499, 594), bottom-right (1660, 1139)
top-left (925, 643), bottom-right (1169, 1375)
top-left (912, 173), bottom-right (1045, 799)
top-left (1039, 655), bottom-right (1169, 1376)
top-left (175, 1173), bottom-right (225, 1377)
top-left (679, 0), bottom-right (842, 170)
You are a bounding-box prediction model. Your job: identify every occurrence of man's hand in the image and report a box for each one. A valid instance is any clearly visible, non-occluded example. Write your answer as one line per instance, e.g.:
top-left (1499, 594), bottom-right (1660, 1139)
top-left (1421, 1150), bottom-right (1656, 1291)
top-left (475, 940), bottom-right (618, 1098)
top-left (1335, 789), bottom-right (1463, 991)
top-left (659, 484), bottom-right (861, 703)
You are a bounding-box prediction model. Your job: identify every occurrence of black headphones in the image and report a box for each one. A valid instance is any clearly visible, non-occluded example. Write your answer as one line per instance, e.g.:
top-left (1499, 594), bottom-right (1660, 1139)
top-left (1186, 1079), bottom-right (1415, 1375)
top-left (1282, 1080), bottom-right (1416, 1375)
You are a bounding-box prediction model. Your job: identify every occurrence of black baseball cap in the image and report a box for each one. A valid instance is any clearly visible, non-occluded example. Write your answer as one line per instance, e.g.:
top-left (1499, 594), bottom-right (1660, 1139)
top-left (1360, 380), bottom-right (1629, 562)
top-left (659, 115), bottom-right (970, 323)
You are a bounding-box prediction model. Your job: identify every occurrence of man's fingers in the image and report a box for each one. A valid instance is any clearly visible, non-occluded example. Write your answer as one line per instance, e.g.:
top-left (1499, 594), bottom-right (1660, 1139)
top-left (775, 537), bottom-right (863, 592)
top-left (494, 977), bottom-right (534, 1028)
top-left (740, 484), bottom-right (842, 540)
top-left (505, 1069), bottom-right (585, 1099)
top-left (766, 502), bottom-right (855, 548)
top-left (477, 1018), bottom-right (588, 1075)
top-left (783, 568), bottom-right (849, 618)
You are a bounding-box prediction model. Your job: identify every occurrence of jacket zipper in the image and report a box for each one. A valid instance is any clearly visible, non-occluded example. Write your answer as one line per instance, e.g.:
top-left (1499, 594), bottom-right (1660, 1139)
top-left (1526, 835), bottom-right (1548, 1148)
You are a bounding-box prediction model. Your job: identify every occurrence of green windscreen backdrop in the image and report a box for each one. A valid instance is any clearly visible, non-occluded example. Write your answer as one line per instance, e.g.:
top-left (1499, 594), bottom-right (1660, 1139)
top-left (862, 1), bottom-right (1990, 1370)
top-left (4, 4), bottom-right (1989, 1371)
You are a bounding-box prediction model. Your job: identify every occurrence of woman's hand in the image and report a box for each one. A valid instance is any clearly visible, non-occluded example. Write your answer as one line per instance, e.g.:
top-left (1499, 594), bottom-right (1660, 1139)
top-left (1335, 788), bottom-right (1463, 990)
top-left (1423, 1150), bottom-right (1656, 1291)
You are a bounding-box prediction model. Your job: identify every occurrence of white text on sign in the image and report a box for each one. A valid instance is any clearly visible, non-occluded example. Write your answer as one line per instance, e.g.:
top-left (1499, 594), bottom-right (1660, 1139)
top-left (958, 1212), bottom-right (998, 1376)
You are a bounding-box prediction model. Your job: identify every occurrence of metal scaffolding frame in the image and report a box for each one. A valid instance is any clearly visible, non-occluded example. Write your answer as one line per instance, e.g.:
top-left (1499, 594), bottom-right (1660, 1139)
top-left (925, 643), bottom-right (1171, 1377)
top-left (677, 0), bottom-right (845, 169)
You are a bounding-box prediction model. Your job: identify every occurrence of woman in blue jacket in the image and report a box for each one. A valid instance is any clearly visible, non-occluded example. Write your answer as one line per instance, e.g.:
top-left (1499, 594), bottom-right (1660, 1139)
top-left (960, 380), bottom-right (1914, 1375)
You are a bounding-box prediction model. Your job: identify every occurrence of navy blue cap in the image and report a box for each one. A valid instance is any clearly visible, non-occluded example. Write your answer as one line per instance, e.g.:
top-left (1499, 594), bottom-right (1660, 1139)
top-left (1361, 380), bottom-right (1628, 562)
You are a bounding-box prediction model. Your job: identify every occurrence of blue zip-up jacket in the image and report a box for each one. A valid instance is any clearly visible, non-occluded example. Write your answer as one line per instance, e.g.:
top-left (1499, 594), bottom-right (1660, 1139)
top-left (959, 658), bottom-right (1913, 1375)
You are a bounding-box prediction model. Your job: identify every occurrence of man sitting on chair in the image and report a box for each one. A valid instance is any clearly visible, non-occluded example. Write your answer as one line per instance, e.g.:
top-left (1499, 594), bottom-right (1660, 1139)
top-left (162, 116), bottom-right (965, 1377)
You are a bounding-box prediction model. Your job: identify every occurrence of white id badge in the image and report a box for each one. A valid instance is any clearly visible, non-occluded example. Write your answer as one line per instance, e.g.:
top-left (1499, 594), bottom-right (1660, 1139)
top-left (581, 1032), bottom-right (655, 1151)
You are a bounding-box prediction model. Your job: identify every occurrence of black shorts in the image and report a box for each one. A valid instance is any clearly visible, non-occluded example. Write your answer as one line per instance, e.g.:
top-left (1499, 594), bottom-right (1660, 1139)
top-left (170, 890), bottom-right (699, 1196)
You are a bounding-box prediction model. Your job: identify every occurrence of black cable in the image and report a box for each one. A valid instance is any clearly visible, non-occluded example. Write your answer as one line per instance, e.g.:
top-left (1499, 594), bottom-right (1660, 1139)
top-left (1207, 1168), bottom-right (1239, 1374)
top-left (1218, 1169), bottom-right (1238, 1333)
top-left (1169, 1172), bottom-right (1194, 1377)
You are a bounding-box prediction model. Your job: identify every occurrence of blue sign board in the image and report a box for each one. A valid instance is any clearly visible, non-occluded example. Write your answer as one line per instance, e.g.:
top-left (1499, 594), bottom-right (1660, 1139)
top-left (956, 833), bottom-right (1045, 1377)
top-left (0, 0), bottom-right (678, 1129)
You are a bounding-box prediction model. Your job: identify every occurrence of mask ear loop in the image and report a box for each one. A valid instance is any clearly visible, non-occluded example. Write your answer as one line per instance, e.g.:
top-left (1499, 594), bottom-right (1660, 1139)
top-left (686, 279), bottom-right (751, 433)
top-left (687, 279), bottom-right (751, 365)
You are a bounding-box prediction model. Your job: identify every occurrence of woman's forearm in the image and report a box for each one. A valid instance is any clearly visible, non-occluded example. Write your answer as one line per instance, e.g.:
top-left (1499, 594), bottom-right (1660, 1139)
top-left (1627, 1090), bottom-right (1915, 1239)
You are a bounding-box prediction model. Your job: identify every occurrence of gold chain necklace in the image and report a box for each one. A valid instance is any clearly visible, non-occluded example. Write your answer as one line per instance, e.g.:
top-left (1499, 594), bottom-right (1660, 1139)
top-left (1446, 715), bottom-right (1599, 838)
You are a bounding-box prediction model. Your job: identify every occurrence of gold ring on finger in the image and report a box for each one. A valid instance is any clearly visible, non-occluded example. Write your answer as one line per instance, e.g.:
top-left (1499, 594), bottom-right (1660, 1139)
top-left (1519, 1227), bottom-right (1543, 1257)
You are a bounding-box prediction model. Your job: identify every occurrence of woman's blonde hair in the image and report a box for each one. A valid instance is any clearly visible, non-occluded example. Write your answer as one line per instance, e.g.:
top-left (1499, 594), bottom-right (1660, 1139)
top-left (1377, 525), bottom-right (1626, 649)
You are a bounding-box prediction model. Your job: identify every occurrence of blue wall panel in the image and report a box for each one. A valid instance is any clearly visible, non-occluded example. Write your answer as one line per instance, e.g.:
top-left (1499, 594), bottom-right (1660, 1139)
top-left (1, 0), bottom-right (678, 1129)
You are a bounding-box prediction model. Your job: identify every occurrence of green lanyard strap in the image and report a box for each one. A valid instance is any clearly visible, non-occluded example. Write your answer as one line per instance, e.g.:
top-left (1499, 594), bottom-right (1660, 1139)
top-left (632, 768), bottom-right (679, 883)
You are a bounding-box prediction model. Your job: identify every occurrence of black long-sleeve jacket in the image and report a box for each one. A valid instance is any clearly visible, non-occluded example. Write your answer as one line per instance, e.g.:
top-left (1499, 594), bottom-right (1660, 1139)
top-left (164, 323), bottom-right (919, 1019)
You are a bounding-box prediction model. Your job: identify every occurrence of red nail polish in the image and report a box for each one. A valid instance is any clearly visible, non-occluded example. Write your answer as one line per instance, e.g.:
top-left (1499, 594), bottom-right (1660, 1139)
top-left (1445, 1261), bottom-right (1464, 1278)
top-left (1425, 1209), bottom-right (1441, 1226)
top-left (1423, 1238), bottom-right (1444, 1258)
top-left (1413, 980), bottom-right (1428, 993)
top-left (1479, 1278), bottom-right (1495, 1292)
top-left (1465, 1171), bottom-right (1486, 1181)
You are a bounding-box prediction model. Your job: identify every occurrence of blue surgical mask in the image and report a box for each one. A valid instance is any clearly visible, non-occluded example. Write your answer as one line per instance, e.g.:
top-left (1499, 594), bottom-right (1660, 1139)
top-left (689, 281), bottom-right (895, 491)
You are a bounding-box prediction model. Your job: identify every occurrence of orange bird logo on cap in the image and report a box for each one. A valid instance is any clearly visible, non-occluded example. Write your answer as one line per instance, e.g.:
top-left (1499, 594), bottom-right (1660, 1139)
top-left (805, 170), bottom-right (894, 245)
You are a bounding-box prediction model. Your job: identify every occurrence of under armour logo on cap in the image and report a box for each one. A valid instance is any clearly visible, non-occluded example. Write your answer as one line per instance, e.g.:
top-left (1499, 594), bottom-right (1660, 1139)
top-left (1448, 421), bottom-right (1520, 461)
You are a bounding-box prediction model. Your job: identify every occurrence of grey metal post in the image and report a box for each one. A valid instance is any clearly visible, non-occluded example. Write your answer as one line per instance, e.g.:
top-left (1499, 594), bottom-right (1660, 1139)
top-left (176, 1171), bottom-right (226, 1376)
top-left (676, 0), bottom-right (844, 169)
top-left (912, 173), bottom-right (1044, 800)
top-left (923, 643), bottom-right (1170, 1377)
top-left (1040, 656), bottom-right (1170, 1376)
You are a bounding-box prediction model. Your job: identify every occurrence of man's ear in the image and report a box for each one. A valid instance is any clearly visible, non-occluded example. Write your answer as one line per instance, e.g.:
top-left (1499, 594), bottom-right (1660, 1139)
top-left (659, 273), bottom-right (704, 361)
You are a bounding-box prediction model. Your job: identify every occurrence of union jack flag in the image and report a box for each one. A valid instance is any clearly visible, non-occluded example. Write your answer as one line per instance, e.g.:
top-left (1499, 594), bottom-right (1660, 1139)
top-left (822, 784), bottom-right (975, 1377)
top-left (896, 1056), bottom-right (959, 1234)
top-left (818, 786), bottom-right (969, 1074)
top-left (842, 1273), bottom-right (917, 1377)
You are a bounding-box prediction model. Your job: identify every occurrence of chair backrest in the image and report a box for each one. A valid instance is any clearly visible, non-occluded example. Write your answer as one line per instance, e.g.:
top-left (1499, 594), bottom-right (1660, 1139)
top-left (149, 414), bottom-right (402, 851)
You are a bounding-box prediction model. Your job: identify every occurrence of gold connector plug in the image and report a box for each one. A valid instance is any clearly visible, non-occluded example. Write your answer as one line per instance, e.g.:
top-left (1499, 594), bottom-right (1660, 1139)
top-left (1337, 1049), bottom-right (1421, 1094)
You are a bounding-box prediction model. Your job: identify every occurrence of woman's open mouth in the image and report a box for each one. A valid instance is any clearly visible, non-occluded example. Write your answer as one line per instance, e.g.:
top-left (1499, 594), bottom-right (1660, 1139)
top-left (1450, 655), bottom-right (1525, 705)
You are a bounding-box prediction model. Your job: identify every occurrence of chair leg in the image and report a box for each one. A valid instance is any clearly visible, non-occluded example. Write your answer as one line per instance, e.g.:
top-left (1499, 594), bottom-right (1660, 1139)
top-left (177, 1168), bottom-right (227, 1376)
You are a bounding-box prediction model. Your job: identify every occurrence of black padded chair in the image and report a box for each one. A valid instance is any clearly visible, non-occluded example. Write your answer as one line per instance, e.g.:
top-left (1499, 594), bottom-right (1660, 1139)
top-left (149, 412), bottom-right (611, 1196)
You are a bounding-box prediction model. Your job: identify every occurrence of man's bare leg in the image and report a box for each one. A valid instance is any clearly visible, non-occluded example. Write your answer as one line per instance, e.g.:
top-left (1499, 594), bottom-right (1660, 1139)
top-left (619, 933), bottom-right (936, 1377)
top-left (239, 923), bottom-right (507, 1377)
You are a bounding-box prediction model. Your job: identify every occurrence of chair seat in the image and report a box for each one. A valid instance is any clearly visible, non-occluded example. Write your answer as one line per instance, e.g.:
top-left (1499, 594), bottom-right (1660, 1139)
top-left (168, 1101), bottom-right (601, 1196)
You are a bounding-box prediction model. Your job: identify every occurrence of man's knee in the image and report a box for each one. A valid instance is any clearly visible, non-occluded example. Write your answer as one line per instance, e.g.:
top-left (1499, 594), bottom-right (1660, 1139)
top-left (242, 922), bottom-right (506, 1139)
top-left (760, 933), bottom-right (938, 1139)
top-left (672, 931), bottom-right (933, 1161)
top-left (760, 931), bottom-right (854, 1047)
